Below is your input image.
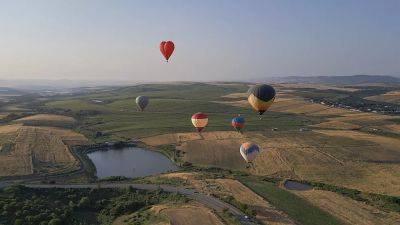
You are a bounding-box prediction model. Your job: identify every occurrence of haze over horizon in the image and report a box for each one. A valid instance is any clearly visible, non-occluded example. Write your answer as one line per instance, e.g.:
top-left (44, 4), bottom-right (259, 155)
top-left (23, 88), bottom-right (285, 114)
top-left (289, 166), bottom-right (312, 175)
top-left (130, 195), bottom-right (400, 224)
top-left (0, 0), bottom-right (399, 82)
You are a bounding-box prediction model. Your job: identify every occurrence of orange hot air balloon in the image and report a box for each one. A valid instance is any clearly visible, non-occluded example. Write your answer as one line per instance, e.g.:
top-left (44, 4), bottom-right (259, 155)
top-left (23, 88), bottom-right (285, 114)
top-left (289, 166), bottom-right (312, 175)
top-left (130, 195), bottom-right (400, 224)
top-left (160, 41), bottom-right (175, 61)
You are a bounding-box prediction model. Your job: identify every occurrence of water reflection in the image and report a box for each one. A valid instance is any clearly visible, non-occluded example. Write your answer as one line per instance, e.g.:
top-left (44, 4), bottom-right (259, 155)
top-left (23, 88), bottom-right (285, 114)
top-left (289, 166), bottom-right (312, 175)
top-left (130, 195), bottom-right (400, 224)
top-left (87, 147), bottom-right (178, 179)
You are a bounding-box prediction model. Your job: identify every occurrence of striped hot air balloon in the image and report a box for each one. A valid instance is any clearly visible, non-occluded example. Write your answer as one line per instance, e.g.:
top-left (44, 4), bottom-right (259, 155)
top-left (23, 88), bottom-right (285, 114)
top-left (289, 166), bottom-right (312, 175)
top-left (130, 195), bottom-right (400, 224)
top-left (136, 96), bottom-right (149, 111)
top-left (240, 142), bottom-right (260, 163)
top-left (191, 112), bottom-right (208, 132)
top-left (248, 84), bottom-right (276, 115)
top-left (231, 116), bottom-right (245, 132)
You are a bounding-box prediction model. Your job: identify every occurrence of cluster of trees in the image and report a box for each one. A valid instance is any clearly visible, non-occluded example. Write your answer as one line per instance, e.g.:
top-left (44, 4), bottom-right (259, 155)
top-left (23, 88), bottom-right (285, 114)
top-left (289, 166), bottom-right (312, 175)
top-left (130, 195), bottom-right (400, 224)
top-left (0, 185), bottom-right (187, 225)
top-left (218, 195), bottom-right (256, 218)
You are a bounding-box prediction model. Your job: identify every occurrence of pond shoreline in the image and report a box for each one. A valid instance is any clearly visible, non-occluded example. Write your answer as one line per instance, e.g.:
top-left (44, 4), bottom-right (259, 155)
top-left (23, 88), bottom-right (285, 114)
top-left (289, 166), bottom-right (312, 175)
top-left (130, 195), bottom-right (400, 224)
top-left (78, 142), bottom-right (178, 180)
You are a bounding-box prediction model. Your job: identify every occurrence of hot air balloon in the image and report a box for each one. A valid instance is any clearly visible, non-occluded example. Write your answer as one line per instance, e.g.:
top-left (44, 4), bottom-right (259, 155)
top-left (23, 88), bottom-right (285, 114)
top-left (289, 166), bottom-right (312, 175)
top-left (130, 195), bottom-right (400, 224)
top-left (240, 142), bottom-right (260, 163)
top-left (191, 112), bottom-right (208, 132)
top-left (136, 96), bottom-right (149, 111)
top-left (231, 116), bottom-right (245, 133)
top-left (248, 84), bottom-right (276, 115)
top-left (160, 41), bottom-right (175, 62)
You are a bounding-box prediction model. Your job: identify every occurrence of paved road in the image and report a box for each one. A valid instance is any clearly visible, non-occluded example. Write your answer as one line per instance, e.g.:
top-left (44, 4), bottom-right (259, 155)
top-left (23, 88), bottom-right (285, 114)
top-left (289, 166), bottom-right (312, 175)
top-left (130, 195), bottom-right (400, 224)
top-left (17, 183), bottom-right (257, 225)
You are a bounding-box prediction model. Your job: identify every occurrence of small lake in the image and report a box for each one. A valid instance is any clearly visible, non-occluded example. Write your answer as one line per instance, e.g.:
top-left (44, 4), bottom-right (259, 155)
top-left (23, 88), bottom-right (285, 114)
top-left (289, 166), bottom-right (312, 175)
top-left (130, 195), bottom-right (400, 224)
top-left (87, 147), bottom-right (178, 179)
top-left (283, 180), bottom-right (313, 191)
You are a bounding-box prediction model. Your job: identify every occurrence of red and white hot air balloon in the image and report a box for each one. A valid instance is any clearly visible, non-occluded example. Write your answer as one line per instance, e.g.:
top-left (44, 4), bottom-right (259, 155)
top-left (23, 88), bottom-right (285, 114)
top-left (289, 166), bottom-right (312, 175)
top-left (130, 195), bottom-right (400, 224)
top-left (191, 112), bottom-right (208, 132)
top-left (160, 41), bottom-right (175, 62)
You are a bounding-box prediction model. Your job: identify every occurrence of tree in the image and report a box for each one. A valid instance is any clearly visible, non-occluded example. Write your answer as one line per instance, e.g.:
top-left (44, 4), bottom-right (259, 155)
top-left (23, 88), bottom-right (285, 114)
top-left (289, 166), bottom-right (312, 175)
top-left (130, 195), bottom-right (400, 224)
top-left (78, 197), bottom-right (90, 208)
top-left (48, 218), bottom-right (62, 225)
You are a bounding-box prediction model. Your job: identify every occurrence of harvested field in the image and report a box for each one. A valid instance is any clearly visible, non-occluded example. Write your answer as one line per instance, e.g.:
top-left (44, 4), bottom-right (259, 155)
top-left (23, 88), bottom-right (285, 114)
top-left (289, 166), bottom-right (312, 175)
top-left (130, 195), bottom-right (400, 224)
top-left (141, 132), bottom-right (202, 146)
top-left (218, 91), bottom-right (399, 125)
top-left (0, 124), bottom-right (23, 134)
top-left (221, 92), bottom-right (248, 98)
top-left (0, 128), bottom-right (32, 176)
top-left (311, 121), bottom-right (361, 130)
top-left (385, 124), bottom-right (400, 134)
top-left (278, 83), bottom-right (358, 92)
top-left (16, 114), bottom-right (75, 123)
top-left (142, 131), bottom-right (245, 170)
top-left (0, 126), bottom-right (84, 177)
top-left (314, 130), bottom-right (400, 158)
top-left (144, 130), bottom-right (400, 195)
top-left (179, 138), bottom-right (246, 169)
top-left (270, 98), bottom-right (331, 114)
top-left (160, 172), bottom-right (198, 182)
top-left (214, 179), bottom-right (295, 225)
top-left (39, 126), bottom-right (89, 146)
top-left (15, 114), bottom-right (76, 127)
top-left (293, 189), bottom-right (400, 225)
top-left (219, 93), bottom-right (354, 117)
top-left (308, 107), bottom-right (353, 116)
top-left (365, 91), bottom-right (400, 104)
top-left (152, 203), bottom-right (224, 225)
top-left (311, 130), bottom-right (400, 195)
top-left (329, 112), bottom-right (396, 122)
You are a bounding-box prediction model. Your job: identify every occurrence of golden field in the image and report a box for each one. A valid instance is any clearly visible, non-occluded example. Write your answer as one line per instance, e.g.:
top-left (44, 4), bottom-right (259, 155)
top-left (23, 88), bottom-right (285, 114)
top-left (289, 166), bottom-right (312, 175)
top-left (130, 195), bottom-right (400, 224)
top-left (276, 83), bottom-right (359, 92)
top-left (365, 90), bottom-right (400, 104)
top-left (155, 173), bottom-right (294, 225)
top-left (0, 125), bottom-right (88, 177)
top-left (140, 88), bottom-right (400, 195)
top-left (292, 189), bottom-right (400, 225)
top-left (113, 203), bottom-right (225, 225)
top-left (16, 114), bottom-right (76, 123)
top-left (214, 179), bottom-right (294, 225)
top-left (142, 128), bottom-right (400, 196)
top-left (385, 124), bottom-right (400, 134)
top-left (158, 203), bottom-right (224, 225)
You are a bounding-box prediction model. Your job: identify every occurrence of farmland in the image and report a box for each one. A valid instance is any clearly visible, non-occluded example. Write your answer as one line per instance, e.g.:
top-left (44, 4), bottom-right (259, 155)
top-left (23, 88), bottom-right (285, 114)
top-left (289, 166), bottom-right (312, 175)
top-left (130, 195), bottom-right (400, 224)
top-left (213, 179), bottom-right (295, 225)
top-left (291, 189), bottom-right (400, 225)
top-left (37, 83), bottom-right (400, 195)
top-left (150, 203), bottom-right (224, 225)
top-left (365, 90), bottom-right (400, 104)
top-left (1, 82), bottom-right (400, 224)
top-left (0, 113), bottom-right (88, 177)
top-left (15, 113), bottom-right (76, 127)
top-left (239, 178), bottom-right (345, 225)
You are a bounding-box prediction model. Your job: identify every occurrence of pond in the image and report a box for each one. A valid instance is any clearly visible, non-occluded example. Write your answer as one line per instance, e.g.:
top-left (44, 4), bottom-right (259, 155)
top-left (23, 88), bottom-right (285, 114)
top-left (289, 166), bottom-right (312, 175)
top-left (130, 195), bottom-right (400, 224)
top-left (87, 147), bottom-right (178, 179)
top-left (283, 180), bottom-right (313, 191)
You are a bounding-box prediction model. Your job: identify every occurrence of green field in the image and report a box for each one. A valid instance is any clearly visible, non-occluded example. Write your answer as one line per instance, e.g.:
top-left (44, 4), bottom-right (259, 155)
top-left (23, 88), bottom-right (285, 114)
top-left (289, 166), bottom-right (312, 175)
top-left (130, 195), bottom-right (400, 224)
top-left (45, 83), bottom-right (318, 141)
top-left (239, 177), bottom-right (345, 225)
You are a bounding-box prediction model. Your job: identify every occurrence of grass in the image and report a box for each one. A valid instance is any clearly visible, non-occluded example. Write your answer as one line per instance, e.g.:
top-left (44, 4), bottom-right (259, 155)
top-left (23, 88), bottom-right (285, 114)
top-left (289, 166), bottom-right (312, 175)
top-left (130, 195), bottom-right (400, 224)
top-left (45, 83), bottom-right (317, 141)
top-left (215, 210), bottom-right (242, 225)
top-left (239, 177), bottom-right (345, 225)
top-left (389, 118), bottom-right (400, 124)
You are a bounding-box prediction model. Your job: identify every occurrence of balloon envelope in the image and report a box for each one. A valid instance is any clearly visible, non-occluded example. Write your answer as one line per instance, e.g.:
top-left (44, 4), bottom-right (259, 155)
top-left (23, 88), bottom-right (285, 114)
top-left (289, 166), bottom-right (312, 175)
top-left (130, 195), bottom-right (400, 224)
top-left (248, 84), bottom-right (276, 115)
top-left (136, 96), bottom-right (149, 111)
top-left (231, 116), bottom-right (245, 132)
top-left (160, 41), bottom-right (175, 61)
top-left (240, 142), bottom-right (260, 163)
top-left (191, 112), bottom-right (208, 132)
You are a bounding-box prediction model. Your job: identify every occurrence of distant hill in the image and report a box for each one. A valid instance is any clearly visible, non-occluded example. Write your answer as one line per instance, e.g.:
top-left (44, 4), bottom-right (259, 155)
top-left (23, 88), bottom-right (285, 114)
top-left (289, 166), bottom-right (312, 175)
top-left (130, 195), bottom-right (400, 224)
top-left (0, 79), bottom-right (139, 91)
top-left (0, 87), bottom-right (25, 95)
top-left (266, 75), bottom-right (400, 85)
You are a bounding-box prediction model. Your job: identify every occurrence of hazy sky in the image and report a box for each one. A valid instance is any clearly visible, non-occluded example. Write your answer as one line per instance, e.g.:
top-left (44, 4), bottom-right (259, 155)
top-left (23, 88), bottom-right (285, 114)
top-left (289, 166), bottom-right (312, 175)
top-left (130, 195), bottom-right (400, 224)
top-left (0, 0), bottom-right (399, 81)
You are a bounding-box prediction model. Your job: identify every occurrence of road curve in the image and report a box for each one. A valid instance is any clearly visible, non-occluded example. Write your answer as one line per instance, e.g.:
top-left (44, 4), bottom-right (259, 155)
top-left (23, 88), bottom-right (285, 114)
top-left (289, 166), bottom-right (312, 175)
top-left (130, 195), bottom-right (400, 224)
top-left (24, 183), bottom-right (257, 225)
